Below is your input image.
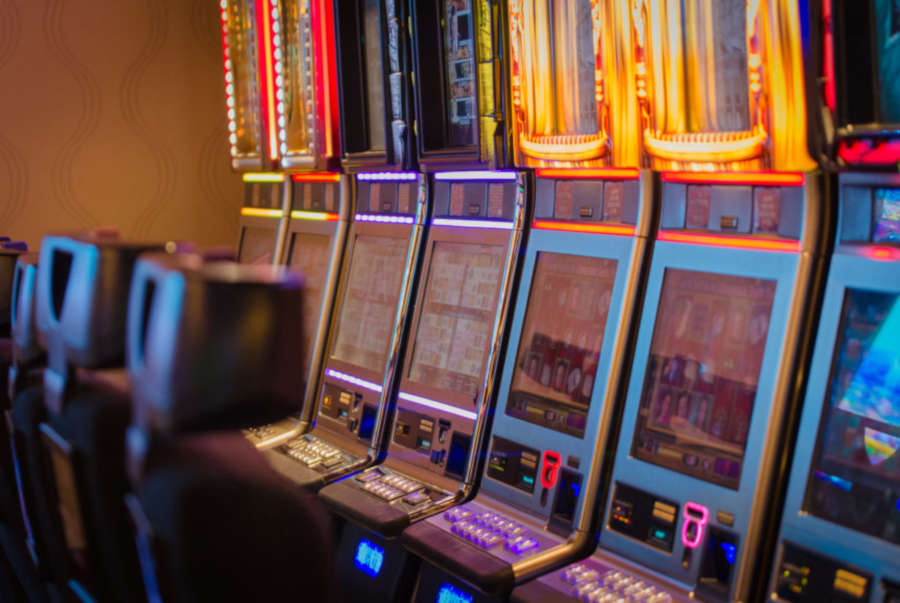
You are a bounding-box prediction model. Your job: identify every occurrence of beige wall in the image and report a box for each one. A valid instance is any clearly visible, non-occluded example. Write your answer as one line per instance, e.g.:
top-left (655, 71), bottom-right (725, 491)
top-left (0, 0), bottom-right (243, 251)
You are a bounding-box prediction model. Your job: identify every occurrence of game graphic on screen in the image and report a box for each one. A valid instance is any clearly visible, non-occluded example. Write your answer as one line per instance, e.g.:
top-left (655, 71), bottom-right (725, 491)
top-left (875, 0), bottom-right (900, 124)
top-left (226, 0), bottom-right (261, 156)
top-left (874, 188), bottom-right (900, 243)
top-left (804, 289), bottom-right (900, 545)
top-left (407, 242), bottom-right (505, 399)
top-left (505, 253), bottom-right (618, 438)
top-left (442, 0), bottom-right (477, 147)
top-left (363, 0), bottom-right (386, 150)
top-left (288, 233), bottom-right (332, 374)
top-left (631, 269), bottom-right (777, 490)
top-left (331, 235), bottom-right (408, 373)
top-left (239, 228), bottom-right (275, 265)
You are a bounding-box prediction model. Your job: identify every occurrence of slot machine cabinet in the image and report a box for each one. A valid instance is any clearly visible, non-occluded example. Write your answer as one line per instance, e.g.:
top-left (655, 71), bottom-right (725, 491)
top-left (766, 3), bottom-right (900, 601)
top-left (399, 3), bottom-right (651, 601)
top-left (262, 173), bottom-right (428, 490)
top-left (319, 172), bottom-right (528, 603)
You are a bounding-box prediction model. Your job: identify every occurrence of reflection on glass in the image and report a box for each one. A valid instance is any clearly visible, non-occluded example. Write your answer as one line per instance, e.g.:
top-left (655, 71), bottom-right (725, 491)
top-left (331, 235), bottom-right (408, 372)
top-left (239, 227), bottom-right (275, 265)
top-left (363, 0), bottom-right (386, 150)
top-left (280, 0), bottom-right (314, 156)
top-left (505, 253), bottom-right (618, 438)
top-left (442, 0), bottom-right (477, 147)
top-left (226, 0), bottom-right (262, 157)
top-left (804, 289), bottom-right (900, 544)
top-left (876, 0), bottom-right (900, 123)
top-left (408, 242), bottom-right (505, 399)
top-left (631, 269), bottom-right (776, 490)
top-left (288, 233), bottom-right (333, 374)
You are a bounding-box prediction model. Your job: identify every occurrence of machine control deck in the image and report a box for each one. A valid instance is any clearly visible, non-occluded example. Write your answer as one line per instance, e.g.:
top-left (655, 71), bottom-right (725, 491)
top-left (244, 418), bottom-right (300, 448)
top-left (278, 434), bottom-right (359, 473)
top-left (515, 558), bottom-right (680, 603)
top-left (352, 466), bottom-right (453, 511)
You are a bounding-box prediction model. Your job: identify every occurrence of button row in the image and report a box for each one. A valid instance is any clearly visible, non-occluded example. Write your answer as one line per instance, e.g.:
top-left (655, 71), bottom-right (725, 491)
top-left (443, 508), bottom-right (537, 555)
top-left (284, 434), bottom-right (345, 469)
top-left (561, 566), bottom-right (672, 603)
top-left (355, 469), bottom-right (432, 507)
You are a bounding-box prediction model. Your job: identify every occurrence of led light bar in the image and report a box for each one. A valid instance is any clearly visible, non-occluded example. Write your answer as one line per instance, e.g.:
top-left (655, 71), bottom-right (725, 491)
top-left (661, 171), bottom-right (804, 187)
top-left (398, 392), bottom-right (477, 421)
top-left (354, 214), bottom-right (415, 224)
top-left (240, 208), bottom-right (283, 218)
top-left (532, 220), bottom-right (635, 236)
top-left (357, 172), bottom-right (418, 181)
top-left (243, 172), bottom-right (285, 183)
top-left (657, 230), bottom-right (800, 253)
top-left (291, 172), bottom-right (341, 183)
top-left (290, 210), bottom-right (339, 221)
top-left (862, 246), bottom-right (900, 262)
top-left (431, 218), bottom-right (513, 230)
top-left (433, 170), bottom-right (517, 182)
top-left (325, 369), bottom-right (382, 394)
top-left (536, 168), bottom-right (640, 180)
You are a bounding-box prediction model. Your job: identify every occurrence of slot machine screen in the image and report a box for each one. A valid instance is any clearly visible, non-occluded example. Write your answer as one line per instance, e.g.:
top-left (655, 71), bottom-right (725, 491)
top-left (803, 289), bottom-right (900, 545)
top-left (441, 0), bottom-right (477, 147)
top-left (331, 235), bottom-right (409, 372)
top-left (407, 242), bottom-right (505, 399)
top-left (631, 269), bottom-right (777, 490)
top-left (363, 0), bottom-right (386, 150)
top-left (504, 253), bottom-right (618, 438)
top-left (874, 188), bottom-right (900, 243)
top-left (288, 233), bottom-right (332, 374)
top-left (875, 0), bottom-right (900, 123)
top-left (225, 0), bottom-right (262, 156)
top-left (238, 228), bottom-right (275, 264)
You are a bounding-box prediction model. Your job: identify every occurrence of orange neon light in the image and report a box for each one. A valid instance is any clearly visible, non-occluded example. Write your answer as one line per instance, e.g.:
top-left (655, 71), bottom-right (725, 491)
top-left (291, 172), bottom-right (341, 183)
top-left (290, 210), bottom-right (339, 221)
top-left (661, 172), bottom-right (804, 187)
top-left (536, 168), bottom-right (640, 181)
top-left (258, 0), bottom-right (279, 161)
top-left (657, 230), bottom-right (799, 253)
top-left (241, 208), bottom-right (284, 219)
top-left (533, 220), bottom-right (635, 236)
top-left (863, 246), bottom-right (900, 262)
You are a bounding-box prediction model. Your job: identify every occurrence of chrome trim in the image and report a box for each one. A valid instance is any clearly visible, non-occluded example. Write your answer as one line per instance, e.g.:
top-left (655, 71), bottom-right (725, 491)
top-left (273, 178), bottom-right (293, 266)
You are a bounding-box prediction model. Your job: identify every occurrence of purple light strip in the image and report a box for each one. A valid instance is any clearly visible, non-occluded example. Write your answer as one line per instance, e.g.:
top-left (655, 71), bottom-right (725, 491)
top-left (325, 369), bottom-right (383, 393)
top-left (354, 214), bottom-right (415, 224)
top-left (431, 218), bottom-right (513, 230)
top-left (398, 392), bottom-right (477, 421)
top-left (357, 172), bottom-right (418, 182)
top-left (433, 170), bottom-right (517, 182)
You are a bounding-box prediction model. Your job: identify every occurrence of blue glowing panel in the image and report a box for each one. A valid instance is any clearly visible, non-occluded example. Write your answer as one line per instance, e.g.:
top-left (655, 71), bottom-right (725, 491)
top-left (721, 541), bottom-right (737, 564)
top-left (437, 584), bottom-right (473, 603)
top-left (353, 539), bottom-right (384, 577)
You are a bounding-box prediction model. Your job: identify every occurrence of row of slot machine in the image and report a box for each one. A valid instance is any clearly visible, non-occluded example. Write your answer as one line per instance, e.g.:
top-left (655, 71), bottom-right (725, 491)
top-left (218, 1), bottom-right (900, 601)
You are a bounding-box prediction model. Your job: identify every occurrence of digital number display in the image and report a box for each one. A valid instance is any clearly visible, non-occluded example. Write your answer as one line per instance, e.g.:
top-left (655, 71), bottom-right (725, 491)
top-left (437, 583), bottom-right (472, 603)
top-left (353, 538), bottom-right (384, 577)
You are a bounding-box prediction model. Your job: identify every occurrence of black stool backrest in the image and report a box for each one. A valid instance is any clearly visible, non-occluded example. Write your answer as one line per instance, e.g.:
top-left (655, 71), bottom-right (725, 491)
top-left (8, 253), bottom-right (41, 399)
top-left (1, 241), bottom-right (28, 337)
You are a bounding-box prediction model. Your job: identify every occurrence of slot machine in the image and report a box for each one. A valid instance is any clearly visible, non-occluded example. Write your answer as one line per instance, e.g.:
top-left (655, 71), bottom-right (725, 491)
top-left (398, 2), bottom-right (653, 601)
top-left (257, 0), bottom-right (423, 479)
top-left (767, 2), bottom-right (900, 601)
top-left (316, 2), bottom-right (525, 600)
top-left (512, 1), bottom-right (829, 602)
top-left (235, 0), bottom-right (348, 448)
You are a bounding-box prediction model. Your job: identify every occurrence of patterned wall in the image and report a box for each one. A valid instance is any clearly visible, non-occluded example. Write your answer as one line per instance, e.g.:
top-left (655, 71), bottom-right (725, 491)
top-left (0, 0), bottom-right (243, 250)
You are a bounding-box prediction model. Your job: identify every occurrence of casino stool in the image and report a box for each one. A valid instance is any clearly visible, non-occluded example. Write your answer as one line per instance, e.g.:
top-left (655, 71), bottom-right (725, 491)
top-left (124, 255), bottom-right (335, 602)
top-left (28, 232), bottom-right (169, 602)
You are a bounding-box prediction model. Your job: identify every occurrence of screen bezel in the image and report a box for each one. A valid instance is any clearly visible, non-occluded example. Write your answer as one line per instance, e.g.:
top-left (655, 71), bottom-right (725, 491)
top-left (599, 241), bottom-right (796, 579)
top-left (237, 220), bottom-right (281, 265)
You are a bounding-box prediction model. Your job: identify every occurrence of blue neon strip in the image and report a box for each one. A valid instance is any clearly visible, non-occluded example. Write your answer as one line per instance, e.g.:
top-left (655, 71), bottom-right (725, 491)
top-left (357, 172), bottom-right (418, 181)
top-left (325, 369), bottom-right (383, 393)
top-left (398, 392), bottom-right (477, 421)
top-left (433, 170), bottom-right (517, 182)
top-left (813, 470), bottom-right (852, 491)
top-left (431, 218), bottom-right (513, 230)
top-left (354, 214), bottom-right (415, 224)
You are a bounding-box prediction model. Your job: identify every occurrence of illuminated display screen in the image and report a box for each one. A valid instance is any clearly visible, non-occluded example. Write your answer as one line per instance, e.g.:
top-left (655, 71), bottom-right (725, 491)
top-left (505, 253), bottom-right (618, 438)
top-left (288, 233), bottom-right (332, 375)
top-left (437, 584), bottom-right (472, 603)
top-left (407, 242), bottom-right (505, 398)
top-left (441, 0), bottom-right (477, 147)
top-left (353, 538), bottom-right (384, 577)
top-left (238, 227), bottom-right (275, 265)
top-left (486, 436), bottom-right (539, 493)
top-left (631, 269), bottom-right (777, 490)
top-left (507, 0), bottom-right (604, 164)
top-left (225, 0), bottom-right (261, 156)
top-left (331, 235), bottom-right (408, 372)
top-left (874, 188), bottom-right (900, 243)
top-left (804, 289), bottom-right (900, 545)
top-left (876, 0), bottom-right (900, 123)
top-left (363, 0), bottom-right (386, 151)
top-left (279, 0), bottom-right (313, 155)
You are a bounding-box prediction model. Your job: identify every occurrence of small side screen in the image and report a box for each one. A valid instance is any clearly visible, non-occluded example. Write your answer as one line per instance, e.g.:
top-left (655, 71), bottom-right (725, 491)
top-left (288, 233), bottom-right (333, 375)
top-left (505, 252), bottom-right (618, 438)
top-left (441, 0), bottom-right (477, 147)
top-left (874, 188), bottom-right (900, 243)
top-left (631, 269), bottom-right (777, 490)
top-left (407, 241), bottom-right (505, 399)
top-left (803, 288), bottom-right (900, 545)
top-left (331, 235), bottom-right (409, 372)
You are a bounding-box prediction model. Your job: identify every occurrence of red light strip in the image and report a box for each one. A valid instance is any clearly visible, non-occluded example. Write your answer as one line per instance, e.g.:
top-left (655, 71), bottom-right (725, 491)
top-left (837, 139), bottom-right (900, 166)
top-left (535, 168), bottom-right (640, 180)
top-left (314, 0), bottom-right (340, 159)
top-left (862, 246), bottom-right (900, 261)
top-left (532, 220), bottom-right (635, 236)
top-left (661, 172), bottom-right (804, 187)
top-left (256, 0), bottom-right (278, 162)
top-left (657, 230), bottom-right (800, 253)
top-left (823, 0), bottom-right (836, 113)
top-left (291, 172), bottom-right (341, 183)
